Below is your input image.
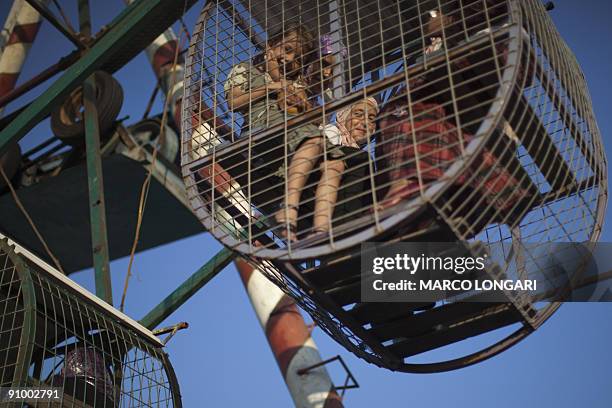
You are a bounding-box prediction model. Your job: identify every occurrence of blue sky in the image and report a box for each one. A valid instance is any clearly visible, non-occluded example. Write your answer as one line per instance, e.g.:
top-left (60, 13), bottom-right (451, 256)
top-left (1, 1), bottom-right (611, 407)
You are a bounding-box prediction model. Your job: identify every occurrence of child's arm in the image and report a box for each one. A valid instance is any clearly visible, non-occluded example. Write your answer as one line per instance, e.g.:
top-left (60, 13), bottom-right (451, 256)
top-left (277, 81), bottom-right (312, 114)
top-left (227, 80), bottom-right (285, 111)
top-left (225, 59), bottom-right (287, 112)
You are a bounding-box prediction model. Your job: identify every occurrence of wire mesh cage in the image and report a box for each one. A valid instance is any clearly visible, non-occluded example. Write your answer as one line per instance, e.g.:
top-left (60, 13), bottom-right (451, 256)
top-left (181, 0), bottom-right (607, 372)
top-left (0, 238), bottom-right (182, 407)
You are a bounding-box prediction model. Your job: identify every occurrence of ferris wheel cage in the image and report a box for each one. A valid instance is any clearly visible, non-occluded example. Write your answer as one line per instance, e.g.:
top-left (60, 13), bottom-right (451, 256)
top-left (181, 0), bottom-right (607, 373)
top-left (181, 0), bottom-right (605, 262)
top-left (181, 18), bottom-right (513, 261)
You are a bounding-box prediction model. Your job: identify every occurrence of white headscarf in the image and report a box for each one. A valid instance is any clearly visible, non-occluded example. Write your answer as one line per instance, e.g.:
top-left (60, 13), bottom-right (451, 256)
top-left (334, 97), bottom-right (379, 148)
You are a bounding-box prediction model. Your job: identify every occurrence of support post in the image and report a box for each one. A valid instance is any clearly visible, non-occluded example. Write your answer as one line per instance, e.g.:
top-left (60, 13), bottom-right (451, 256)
top-left (83, 76), bottom-right (112, 304)
top-left (76, 0), bottom-right (91, 40)
top-left (79, 0), bottom-right (112, 304)
top-left (329, 0), bottom-right (345, 99)
top-left (236, 259), bottom-right (344, 408)
top-left (0, 0), bottom-right (24, 53)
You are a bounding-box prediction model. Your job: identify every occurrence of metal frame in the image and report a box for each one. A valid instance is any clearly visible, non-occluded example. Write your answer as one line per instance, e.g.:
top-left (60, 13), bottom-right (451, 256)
top-left (0, 0), bottom-right (199, 305)
top-left (25, 0), bottom-right (86, 49)
top-left (0, 0), bottom-right (197, 156)
top-left (0, 237), bottom-right (182, 406)
top-left (77, 0), bottom-right (113, 304)
top-left (1, 232), bottom-right (162, 346)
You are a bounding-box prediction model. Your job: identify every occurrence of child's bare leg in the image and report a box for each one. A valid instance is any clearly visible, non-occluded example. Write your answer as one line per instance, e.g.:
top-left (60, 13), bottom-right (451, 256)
top-left (276, 137), bottom-right (323, 237)
top-left (313, 159), bottom-right (345, 233)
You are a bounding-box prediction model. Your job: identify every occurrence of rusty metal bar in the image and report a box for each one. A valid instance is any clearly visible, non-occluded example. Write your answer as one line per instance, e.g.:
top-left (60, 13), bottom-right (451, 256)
top-left (297, 354), bottom-right (359, 390)
top-left (0, 51), bottom-right (80, 110)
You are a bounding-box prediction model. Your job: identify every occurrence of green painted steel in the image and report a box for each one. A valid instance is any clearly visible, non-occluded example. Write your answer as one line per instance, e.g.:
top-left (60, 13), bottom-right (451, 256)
top-left (0, 0), bottom-right (195, 156)
top-left (83, 75), bottom-right (113, 304)
top-left (140, 248), bottom-right (237, 330)
top-left (79, 0), bottom-right (112, 304)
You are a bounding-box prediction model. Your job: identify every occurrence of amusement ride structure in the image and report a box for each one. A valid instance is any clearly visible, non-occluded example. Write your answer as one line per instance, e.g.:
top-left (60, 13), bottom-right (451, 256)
top-left (0, 0), bottom-right (607, 406)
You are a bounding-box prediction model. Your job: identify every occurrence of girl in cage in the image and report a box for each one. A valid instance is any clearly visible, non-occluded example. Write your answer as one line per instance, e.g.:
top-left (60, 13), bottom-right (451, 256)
top-left (224, 23), bottom-right (315, 117)
top-left (224, 23), bottom-right (320, 241)
top-left (374, 4), bottom-right (531, 228)
top-left (275, 39), bottom-right (376, 242)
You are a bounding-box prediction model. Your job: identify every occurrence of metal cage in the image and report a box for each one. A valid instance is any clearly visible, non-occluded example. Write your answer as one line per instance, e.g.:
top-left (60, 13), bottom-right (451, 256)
top-left (181, 0), bottom-right (607, 372)
top-left (0, 238), bottom-right (182, 407)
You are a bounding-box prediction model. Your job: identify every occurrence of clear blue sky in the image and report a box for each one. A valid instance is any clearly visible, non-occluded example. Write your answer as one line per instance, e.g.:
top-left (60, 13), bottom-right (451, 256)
top-left (1, 1), bottom-right (611, 407)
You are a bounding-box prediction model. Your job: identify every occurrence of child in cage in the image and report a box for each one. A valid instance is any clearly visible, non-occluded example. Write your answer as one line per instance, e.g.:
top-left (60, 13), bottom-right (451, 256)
top-left (224, 23), bottom-right (321, 240)
top-left (306, 97), bottom-right (379, 239)
top-left (224, 22), bottom-right (315, 120)
top-left (375, 3), bottom-right (531, 226)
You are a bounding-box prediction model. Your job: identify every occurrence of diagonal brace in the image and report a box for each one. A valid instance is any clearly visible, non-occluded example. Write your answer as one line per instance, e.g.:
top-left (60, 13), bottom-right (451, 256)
top-left (140, 248), bottom-right (237, 330)
top-left (25, 0), bottom-right (86, 49)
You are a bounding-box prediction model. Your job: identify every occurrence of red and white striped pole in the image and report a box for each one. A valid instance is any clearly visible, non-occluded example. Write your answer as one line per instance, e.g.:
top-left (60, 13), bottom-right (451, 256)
top-left (1, 0), bottom-right (24, 53)
top-left (236, 259), bottom-right (344, 408)
top-left (0, 0), bottom-right (46, 116)
top-left (125, 0), bottom-right (183, 126)
top-left (142, 29), bottom-right (184, 127)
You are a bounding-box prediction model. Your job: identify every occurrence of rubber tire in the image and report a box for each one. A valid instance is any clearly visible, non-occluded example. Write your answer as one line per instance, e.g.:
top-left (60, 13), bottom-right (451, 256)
top-left (0, 142), bottom-right (21, 188)
top-left (50, 71), bottom-right (123, 145)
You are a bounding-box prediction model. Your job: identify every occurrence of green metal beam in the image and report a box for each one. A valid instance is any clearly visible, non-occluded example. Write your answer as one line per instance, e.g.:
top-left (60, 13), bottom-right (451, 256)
top-left (140, 248), bottom-right (237, 330)
top-left (80, 0), bottom-right (112, 305)
top-left (84, 76), bottom-right (113, 304)
top-left (0, 0), bottom-right (195, 156)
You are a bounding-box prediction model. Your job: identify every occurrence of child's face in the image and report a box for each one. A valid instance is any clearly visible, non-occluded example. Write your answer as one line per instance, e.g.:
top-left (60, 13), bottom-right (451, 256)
top-left (270, 31), bottom-right (303, 74)
top-left (426, 9), bottom-right (454, 36)
top-left (347, 102), bottom-right (377, 144)
top-left (321, 55), bottom-right (334, 78)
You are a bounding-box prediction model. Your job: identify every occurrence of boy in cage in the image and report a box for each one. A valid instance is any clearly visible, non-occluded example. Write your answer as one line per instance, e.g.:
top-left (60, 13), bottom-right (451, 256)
top-left (375, 3), bottom-right (531, 228)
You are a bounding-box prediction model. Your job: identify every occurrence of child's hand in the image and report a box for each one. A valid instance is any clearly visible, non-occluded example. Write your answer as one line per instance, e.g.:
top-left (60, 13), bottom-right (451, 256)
top-left (265, 48), bottom-right (282, 81)
top-left (267, 79), bottom-right (289, 91)
top-left (276, 81), bottom-right (311, 114)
